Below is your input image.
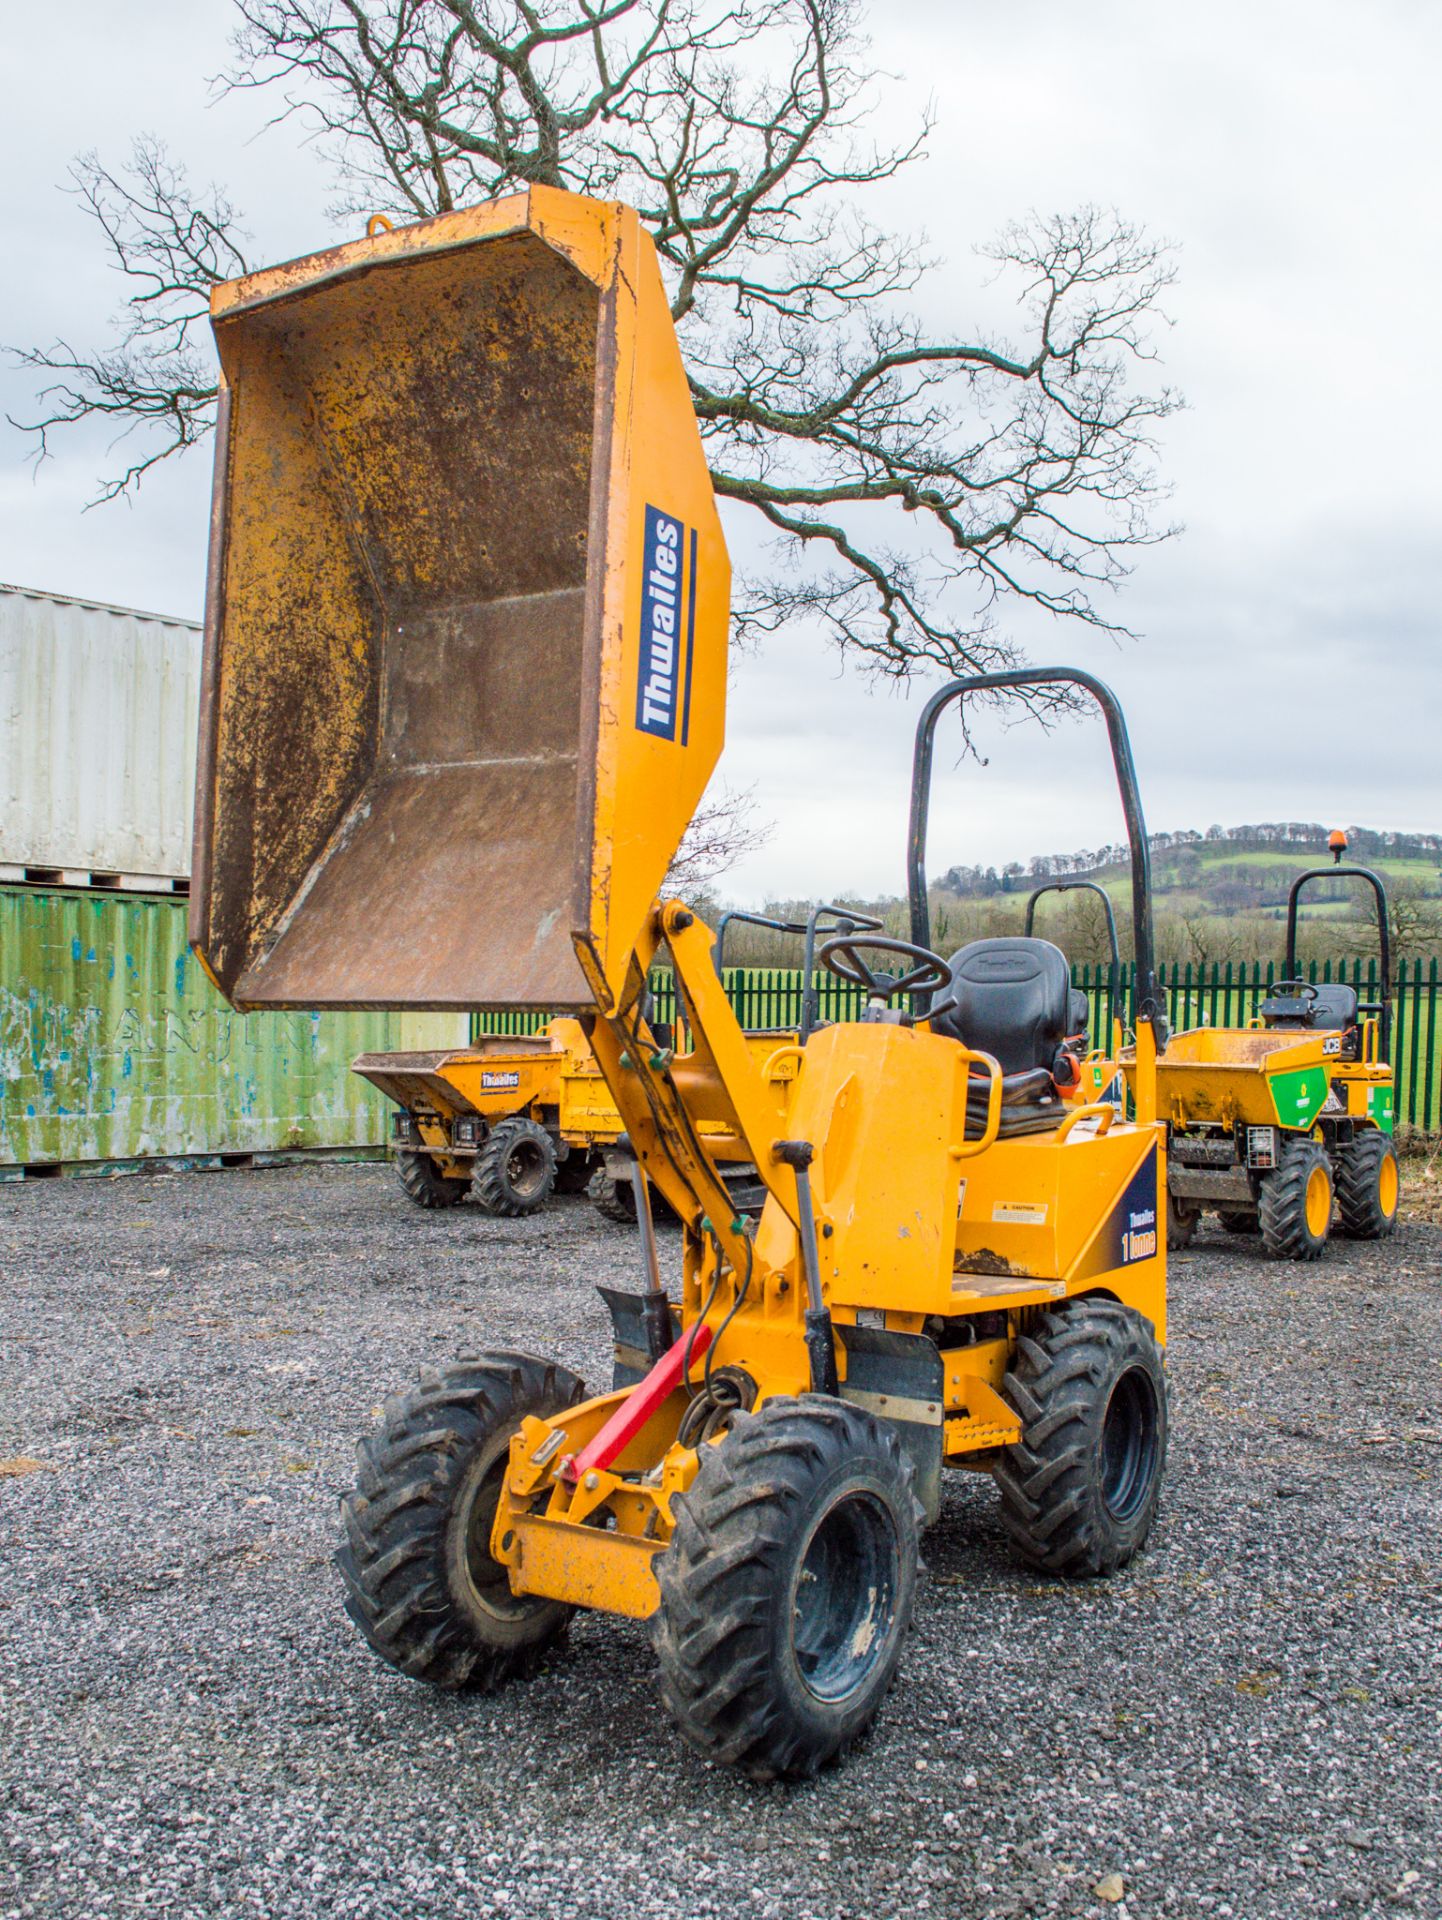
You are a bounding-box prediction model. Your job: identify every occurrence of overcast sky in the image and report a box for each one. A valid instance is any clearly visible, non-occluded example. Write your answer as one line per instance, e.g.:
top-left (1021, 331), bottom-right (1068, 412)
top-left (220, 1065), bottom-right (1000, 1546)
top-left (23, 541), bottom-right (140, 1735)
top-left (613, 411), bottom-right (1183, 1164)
top-left (2, 0), bottom-right (1438, 903)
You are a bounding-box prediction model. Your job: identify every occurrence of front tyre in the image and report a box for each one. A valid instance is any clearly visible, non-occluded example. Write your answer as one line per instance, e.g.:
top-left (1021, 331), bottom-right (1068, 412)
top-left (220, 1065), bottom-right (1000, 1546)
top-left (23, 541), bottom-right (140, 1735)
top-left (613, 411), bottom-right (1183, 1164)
top-left (586, 1166), bottom-right (637, 1225)
top-left (1335, 1129), bottom-right (1399, 1239)
top-left (395, 1149), bottom-right (470, 1209)
top-left (995, 1298), bottom-right (1168, 1577)
top-left (472, 1117), bottom-right (557, 1217)
top-left (337, 1351), bottom-right (584, 1689)
top-left (653, 1396), bottom-right (919, 1782)
top-left (1258, 1138), bottom-right (1333, 1260)
top-left (1166, 1191), bottom-right (1198, 1250)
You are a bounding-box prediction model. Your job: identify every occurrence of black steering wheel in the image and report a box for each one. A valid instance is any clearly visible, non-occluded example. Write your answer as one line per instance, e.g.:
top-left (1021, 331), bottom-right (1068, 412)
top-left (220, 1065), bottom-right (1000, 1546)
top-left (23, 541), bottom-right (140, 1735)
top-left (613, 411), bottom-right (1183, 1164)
top-left (1271, 979), bottom-right (1318, 1004)
top-left (818, 934), bottom-right (952, 1002)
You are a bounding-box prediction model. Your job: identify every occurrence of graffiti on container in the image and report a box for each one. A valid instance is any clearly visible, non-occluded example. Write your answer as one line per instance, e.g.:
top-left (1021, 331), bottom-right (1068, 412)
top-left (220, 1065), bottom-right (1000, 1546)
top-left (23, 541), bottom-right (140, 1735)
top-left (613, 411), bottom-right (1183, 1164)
top-left (1, 890), bottom-right (466, 1166)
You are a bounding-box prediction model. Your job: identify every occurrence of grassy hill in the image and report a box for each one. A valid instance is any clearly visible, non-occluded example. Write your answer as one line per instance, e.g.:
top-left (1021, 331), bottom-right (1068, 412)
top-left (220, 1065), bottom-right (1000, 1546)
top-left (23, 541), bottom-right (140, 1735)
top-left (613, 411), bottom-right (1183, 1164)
top-left (938, 826), bottom-right (1442, 921)
top-left (720, 827), bottom-right (1442, 971)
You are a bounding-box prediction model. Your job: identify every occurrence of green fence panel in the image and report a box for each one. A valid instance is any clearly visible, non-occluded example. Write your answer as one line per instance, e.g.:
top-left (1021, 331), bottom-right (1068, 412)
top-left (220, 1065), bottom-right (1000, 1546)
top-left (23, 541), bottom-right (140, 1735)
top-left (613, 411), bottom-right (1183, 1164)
top-left (471, 952), bottom-right (1442, 1135)
top-left (1, 888), bottom-right (467, 1168)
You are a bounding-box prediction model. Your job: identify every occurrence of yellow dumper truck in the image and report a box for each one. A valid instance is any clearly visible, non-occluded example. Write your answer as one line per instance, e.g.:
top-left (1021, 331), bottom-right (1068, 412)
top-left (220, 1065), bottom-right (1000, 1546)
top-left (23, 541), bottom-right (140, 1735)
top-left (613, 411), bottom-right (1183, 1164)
top-left (191, 188), bottom-right (1171, 1780)
top-left (352, 905), bottom-right (874, 1217)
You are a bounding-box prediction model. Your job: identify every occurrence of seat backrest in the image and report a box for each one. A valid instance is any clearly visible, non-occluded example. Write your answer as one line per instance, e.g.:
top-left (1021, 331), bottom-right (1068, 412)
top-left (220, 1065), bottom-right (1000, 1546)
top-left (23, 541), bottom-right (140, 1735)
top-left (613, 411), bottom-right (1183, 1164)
top-left (1308, 984), bottom-right (1359, 1030)
top-left (931, 937), bottom-right (1073, 1075)
top-left (1260, 983), bottom-right (1359, 1031)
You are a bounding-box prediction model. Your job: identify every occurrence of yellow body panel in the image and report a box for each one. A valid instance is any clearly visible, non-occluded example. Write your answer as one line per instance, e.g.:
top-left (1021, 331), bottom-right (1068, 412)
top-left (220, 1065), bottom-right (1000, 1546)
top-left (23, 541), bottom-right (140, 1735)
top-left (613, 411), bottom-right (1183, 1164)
top-left (557, 1027), bottom-right (800, 1153)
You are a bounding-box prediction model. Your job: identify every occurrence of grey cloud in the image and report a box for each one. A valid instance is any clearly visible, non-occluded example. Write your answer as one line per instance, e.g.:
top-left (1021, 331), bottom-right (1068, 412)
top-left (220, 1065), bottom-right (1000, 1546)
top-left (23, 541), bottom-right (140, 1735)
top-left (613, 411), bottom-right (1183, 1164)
top-left (2, 0), bottom-right (1437, 903)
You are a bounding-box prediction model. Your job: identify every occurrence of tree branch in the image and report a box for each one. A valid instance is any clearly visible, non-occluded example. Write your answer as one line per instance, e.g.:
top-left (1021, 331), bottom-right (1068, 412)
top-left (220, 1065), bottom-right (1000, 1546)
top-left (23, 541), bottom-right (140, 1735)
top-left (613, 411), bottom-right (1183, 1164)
top-left (11, 3), bottom-right (1181, 679)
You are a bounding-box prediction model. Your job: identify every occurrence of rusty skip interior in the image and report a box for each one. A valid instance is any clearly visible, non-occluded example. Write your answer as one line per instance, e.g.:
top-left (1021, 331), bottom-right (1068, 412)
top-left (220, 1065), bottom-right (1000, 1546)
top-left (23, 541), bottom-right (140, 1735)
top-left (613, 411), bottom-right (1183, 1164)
top-left (198, 230), bottom-right (602, 1010)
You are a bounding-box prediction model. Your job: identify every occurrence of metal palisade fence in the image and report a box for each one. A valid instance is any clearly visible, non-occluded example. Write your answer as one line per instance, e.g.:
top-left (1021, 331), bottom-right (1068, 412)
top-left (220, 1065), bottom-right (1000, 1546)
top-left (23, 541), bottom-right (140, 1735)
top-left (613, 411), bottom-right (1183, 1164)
top-left (475, 956), bottom-right (1442, 1135)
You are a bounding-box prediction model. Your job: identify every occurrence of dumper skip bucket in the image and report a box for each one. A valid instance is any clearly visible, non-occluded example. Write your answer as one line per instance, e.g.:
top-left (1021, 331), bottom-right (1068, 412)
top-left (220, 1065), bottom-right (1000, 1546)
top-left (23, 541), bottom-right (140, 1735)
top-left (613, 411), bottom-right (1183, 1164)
top-left (191, 187), bottom-right (729, 1012)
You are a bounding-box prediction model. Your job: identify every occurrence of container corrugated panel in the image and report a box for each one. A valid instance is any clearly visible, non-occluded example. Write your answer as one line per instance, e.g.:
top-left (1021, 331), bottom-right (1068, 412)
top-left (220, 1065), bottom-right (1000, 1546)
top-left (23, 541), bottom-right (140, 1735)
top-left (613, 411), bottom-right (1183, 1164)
top-left (0, 889), bottom-right (466, 1166)
top-left (0, 583), bottom-right (201, 877)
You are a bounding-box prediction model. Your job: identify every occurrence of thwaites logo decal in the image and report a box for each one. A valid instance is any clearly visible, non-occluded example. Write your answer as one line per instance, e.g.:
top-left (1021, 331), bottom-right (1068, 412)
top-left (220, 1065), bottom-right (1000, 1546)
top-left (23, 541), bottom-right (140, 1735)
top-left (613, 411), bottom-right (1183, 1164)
top-left (1076, 1143), bottom-right (1160, 1277)
top-left (635, 504), bottom-right (698, 743)
top-left (481, 1071), bottom-right (521, 1090)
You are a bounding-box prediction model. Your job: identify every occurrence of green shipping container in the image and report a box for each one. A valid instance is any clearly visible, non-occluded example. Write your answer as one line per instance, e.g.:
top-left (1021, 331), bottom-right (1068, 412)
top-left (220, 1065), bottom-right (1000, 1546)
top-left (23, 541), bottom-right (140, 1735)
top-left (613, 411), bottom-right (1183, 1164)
top-left (0, 887), bottom-right (466, 1170)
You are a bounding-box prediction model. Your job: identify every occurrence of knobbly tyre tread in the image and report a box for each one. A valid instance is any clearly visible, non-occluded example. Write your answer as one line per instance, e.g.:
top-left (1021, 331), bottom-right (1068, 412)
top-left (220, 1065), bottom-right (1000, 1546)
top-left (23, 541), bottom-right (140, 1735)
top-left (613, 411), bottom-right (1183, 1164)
top-left (1334, 1129), bottom-right (1399, 1239)
top-left (395, 1148), bottom-right (470, 1209)
top-left (472, 1117), bottom-right (557, 1217)
top-left (1218, 1210), bottom-right (1260, 1235)
top-left (587, 1166), bottom-right (637, 1225)
top-left (1258, 1137), bottom-right (1332, 1260)
top-left (586, 1165), bottom-right (684, 1227)
top-left (336, 1351), bottom-right (585, 1689)
top-left (1165, 1191), bottom-right (1197, 1250)
top-left (994, 1297), bottom-right (1168, 1578)
top-left (552, 1146), bottom-right (598, 1195)
top-left (652, 1395), bottom-right (921, 1783)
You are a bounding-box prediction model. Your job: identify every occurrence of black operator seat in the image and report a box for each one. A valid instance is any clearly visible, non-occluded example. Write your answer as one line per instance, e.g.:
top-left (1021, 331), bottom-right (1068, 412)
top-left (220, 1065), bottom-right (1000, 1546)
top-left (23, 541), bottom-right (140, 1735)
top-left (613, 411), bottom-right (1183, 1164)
top-left (930, 937), bottom-right (1083, 1136)
top-left (1260, 983), bottom-right (1359, 1031)
top-left (931, 937), bottom-right (1074, 1072)
top-left (1068, 986), bottom-right (1092, 1039)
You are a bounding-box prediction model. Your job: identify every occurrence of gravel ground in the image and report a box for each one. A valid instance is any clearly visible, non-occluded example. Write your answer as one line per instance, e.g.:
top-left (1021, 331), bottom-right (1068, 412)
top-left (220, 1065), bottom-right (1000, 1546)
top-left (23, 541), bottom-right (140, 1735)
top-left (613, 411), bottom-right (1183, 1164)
top-left (2, 1160), bottom-right (1440, 1920)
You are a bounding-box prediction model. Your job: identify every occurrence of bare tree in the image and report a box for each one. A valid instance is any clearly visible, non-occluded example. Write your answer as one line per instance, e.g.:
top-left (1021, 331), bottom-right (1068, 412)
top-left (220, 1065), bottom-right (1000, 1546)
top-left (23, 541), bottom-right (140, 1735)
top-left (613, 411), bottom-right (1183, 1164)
top-left (12, 0), bottom-right (1180, 675)
top-left (1337, 881), bottom-right (1442, 966)
top-left (664, 782), bottom-right (772, 893)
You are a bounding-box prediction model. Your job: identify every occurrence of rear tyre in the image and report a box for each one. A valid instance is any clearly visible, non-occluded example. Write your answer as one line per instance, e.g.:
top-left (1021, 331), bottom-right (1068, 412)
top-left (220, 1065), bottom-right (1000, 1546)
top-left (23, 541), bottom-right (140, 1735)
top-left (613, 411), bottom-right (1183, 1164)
top-left (336, 1351), bottom-right (585, 1689)
top-left (588, 1166), bottom-right (637, 1225)
top-left (395, 1149), bottom-right (470, 1209)
top-left (553, 1147), bottom-right (597, 1195)
top-left (1218, 1210), bottom-right (1260, 1235)
top-left (473, 1117), bottom-right (556, 1217)
top-left (653, 1396), bottom-right (920, 1782)
top-left (1166, 1191), bottom-right (1198, 1250)
top-left (1335, 1130), bottom-right (1400, 1239)
top-left (1258, 1139), bottom-right (1333, 1260)
top-left (995, 1298), bottom-right (1168, 1578)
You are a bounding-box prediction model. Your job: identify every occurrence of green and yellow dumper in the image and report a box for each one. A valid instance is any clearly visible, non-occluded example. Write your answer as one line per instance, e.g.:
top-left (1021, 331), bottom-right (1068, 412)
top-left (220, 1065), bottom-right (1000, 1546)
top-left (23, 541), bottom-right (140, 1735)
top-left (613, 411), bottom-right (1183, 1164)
top-left (1124, 833), bottom-right (1398, 1259)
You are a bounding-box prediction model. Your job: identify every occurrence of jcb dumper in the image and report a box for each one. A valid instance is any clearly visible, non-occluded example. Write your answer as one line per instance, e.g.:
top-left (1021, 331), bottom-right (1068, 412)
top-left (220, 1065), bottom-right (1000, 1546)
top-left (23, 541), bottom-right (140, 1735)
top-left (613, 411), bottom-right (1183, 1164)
top-left (192, 189), bottom-right (1171, 1783)
top-left (1128, 835), bottom-right (1399, 1259)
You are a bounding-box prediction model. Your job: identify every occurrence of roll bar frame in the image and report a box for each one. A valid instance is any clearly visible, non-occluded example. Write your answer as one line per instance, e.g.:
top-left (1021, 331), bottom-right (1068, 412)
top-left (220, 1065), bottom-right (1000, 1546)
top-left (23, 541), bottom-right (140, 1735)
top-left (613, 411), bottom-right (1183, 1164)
top-left (907, 668), bottom-right (1161, 1034)
top-left (712, 903), bottom-right (883, 1040)
top-left (1283, 865), bottom-right (1392, 1058)
top-left (1024, 879), bottom-right (1122, 1040)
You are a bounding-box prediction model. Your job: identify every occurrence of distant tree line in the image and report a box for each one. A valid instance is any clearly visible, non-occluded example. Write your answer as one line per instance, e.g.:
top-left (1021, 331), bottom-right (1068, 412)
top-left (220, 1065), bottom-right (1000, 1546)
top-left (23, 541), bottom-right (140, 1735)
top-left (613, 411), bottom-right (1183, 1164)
top-left (937, 823), bottom-right (1442, 897)
top-left (710, 818), bottom-right (1442, 972)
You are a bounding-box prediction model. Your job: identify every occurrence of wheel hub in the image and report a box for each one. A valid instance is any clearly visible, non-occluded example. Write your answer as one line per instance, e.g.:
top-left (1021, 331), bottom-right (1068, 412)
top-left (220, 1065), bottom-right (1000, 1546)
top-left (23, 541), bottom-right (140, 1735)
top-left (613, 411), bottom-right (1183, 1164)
top-left (1100, 1366), bottom-right (1160, 1523)
top-left (1304, 1163), bottom-right (1331, 1238)
top-left (459, 1454), bottom-right (537, 1622)
top-left (506, 1141), bottom-right (548, 1199)
top-left (790, 1490), bottom-right (900, 1704)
